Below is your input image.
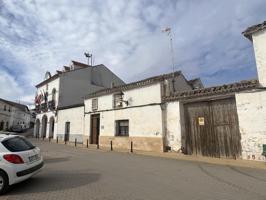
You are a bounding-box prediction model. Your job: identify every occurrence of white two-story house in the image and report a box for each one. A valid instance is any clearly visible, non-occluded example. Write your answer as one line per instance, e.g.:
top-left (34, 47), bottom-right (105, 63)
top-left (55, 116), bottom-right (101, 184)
top-left (34, 60), bottom-right (124, 139)
top-left (0, 98), bottom-right (31, 131)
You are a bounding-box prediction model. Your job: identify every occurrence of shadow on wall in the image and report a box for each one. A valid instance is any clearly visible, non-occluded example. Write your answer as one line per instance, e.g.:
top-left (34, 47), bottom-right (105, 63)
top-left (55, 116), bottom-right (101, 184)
top-left (8, 170), bottom-right (101, 195)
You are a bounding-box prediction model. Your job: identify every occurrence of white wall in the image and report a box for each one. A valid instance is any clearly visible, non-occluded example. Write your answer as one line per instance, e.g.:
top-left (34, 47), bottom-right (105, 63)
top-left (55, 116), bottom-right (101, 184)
top-left (57, 106), bottom-right (84, 142)
top-left (37, 78), bottom-right (60, 107)
top-left (35, 112), bottom-right (57, 139)
top-left (98, 106), bottom-right (163, 137)
top-left (253, 29), bottom-right (266, 86)
top-left (85, 83), bottom-right (162, 113)
top-left (166, 102), bottom-right (182, 151)
top-left (0, 100), bottom-right (31, 130)
top-left (236, 90), bottom-right (266, 161)
top-left (84, 83), bottom-right (163, 138)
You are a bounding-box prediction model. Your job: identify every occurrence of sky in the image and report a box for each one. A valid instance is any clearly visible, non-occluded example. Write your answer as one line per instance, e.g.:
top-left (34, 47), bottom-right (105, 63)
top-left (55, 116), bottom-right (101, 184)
top-left (0, 0), bottom-right (266, 105)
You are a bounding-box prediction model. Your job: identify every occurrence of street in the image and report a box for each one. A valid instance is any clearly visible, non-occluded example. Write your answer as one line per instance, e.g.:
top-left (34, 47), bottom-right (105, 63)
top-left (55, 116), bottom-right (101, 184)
top-left (3, 139), bottom-right (266, 200)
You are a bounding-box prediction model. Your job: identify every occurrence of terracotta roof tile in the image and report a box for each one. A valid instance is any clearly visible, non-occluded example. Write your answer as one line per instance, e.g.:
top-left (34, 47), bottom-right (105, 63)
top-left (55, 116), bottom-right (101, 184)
top-left (242, 21), bottom-right (266, 40)
top-left (85, 71), bottom-right (182, 99)
top-left (163, 79), bottom-right (259, 101)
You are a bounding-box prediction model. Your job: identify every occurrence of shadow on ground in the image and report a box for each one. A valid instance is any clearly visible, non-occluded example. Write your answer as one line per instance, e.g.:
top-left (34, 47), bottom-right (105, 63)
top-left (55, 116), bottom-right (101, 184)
top-left (7, 171), bottom-right (101, 195)
top-left (43, 156), bottom-right (71, 164)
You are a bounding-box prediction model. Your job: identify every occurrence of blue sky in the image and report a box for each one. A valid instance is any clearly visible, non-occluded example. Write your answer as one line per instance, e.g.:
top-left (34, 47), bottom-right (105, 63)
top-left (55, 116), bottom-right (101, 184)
top-left (0, 0), bottom-right (266, 104)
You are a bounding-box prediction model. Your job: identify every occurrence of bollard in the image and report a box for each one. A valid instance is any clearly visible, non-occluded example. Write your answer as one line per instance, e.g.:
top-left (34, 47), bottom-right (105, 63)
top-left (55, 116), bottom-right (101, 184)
top-left (56, 136), bottom-right (58, 143)
top-left (86, 139), bottom-right (89, 148)
top-left (75, 138), bottom-right (77, 147)
top-left (110, 141), bottom-right (113, 151)
top-left (130, 141), bottom-right (133, 153)
top-left (97, 143), bottom-right (99, 149)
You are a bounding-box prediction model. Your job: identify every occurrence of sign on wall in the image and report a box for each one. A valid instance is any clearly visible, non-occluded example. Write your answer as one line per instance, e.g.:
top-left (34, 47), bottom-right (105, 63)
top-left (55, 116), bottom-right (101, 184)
top-left (198, 117), bottom-right (205, 126)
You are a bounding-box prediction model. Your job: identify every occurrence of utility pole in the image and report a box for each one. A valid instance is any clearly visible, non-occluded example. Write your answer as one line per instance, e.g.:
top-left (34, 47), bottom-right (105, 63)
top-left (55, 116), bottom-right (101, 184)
top-left (162, 27), bottom-right (175, 74)
top-left (162, 27), bottom-right (176, 92)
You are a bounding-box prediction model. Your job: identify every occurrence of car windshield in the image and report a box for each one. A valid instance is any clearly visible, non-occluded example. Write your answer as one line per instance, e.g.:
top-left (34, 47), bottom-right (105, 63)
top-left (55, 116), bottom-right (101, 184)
top-left (2, 137), bottom-right (35, 152)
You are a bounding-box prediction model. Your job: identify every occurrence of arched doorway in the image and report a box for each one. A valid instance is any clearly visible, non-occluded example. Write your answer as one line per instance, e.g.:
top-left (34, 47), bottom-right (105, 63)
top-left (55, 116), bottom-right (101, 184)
top-left (34, 119), bottom-right (40, 137)
top-left (41, 115), bottom-right (48, 138)
top-left (49, 117), bottom-right (55, 138)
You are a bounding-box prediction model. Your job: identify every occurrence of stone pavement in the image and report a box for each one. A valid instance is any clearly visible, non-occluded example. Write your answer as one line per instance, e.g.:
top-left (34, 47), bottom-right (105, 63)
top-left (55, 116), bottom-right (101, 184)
top-left (2, 139), bottom-right (266, 200)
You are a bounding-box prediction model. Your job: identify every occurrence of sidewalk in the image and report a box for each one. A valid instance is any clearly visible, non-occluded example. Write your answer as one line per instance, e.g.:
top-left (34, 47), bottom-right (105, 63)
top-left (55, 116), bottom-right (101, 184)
top-left (36, 138), bottom-right (266, 170)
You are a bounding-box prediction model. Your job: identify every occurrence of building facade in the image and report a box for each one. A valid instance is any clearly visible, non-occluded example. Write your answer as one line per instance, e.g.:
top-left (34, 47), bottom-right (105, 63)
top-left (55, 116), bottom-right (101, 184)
top-left (34, 60), bottom-right (125, 139)
top-left (34, 21), bottom-right (266, 162)
top-left (83, 71), bottom-right (199, 151)
top-left (0, 98), bottom-right (31, 131)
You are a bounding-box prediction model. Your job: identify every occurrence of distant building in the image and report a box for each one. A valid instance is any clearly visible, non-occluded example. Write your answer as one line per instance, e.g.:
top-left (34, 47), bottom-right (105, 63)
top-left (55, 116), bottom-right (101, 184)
top-left (0, 98), bottom-right (31, 131)
top-left (34, 60), bottom-right (125, 139)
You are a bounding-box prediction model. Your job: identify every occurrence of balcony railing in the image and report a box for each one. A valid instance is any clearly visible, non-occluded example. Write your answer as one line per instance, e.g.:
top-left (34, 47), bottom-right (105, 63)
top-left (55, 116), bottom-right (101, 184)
top-left (35, 105), bottom-right (41, 113)
top-left (48, 100), bottom-right (56, 110)
top-left (41, 103), bottom-right (48, 112)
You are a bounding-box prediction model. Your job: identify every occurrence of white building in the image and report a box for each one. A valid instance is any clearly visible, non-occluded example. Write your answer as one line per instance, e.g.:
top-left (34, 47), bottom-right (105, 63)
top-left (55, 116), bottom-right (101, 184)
top-left (80, 21), bottom-right (266, 161)
top-left (35, 21), bottom-right (266, 162)
top-left (83, 71), bottom-right (200, 151)
top-left (34, 60), bottom-right (124, 140)
top-left (0, 98), bottom-right (31, 131)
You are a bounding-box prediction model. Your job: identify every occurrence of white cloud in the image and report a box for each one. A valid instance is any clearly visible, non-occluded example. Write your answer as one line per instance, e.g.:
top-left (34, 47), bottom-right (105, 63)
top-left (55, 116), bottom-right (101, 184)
top-left (0, 0), bottom-right (266, 102)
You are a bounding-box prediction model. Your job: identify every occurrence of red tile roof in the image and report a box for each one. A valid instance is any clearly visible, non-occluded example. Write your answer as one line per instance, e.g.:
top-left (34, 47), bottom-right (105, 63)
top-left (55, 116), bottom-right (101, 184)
top-left (163, 79), bottom-right (259, 101)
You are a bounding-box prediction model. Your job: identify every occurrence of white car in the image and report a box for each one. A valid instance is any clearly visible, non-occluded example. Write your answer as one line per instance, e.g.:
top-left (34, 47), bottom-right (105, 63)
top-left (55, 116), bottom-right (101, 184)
top-left (0, 134), bottom-right (43, 194)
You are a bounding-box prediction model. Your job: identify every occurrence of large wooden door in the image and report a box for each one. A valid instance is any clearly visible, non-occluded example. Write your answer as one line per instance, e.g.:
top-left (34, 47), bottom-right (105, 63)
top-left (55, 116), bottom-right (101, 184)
top-left (90, 114), bottom-right (100, 144)
top-left (184, 97), bottom-right (241, 158)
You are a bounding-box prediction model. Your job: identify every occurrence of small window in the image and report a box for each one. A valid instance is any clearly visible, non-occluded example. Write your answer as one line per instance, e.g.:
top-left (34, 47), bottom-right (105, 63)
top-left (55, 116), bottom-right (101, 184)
top-left (4, 105), bottom-right (6, 111)
top-left (92, 98), bottom-right (98, 111)
top-left (113, 93), bottom-right (123, 108)
top-left (116, 120), bottom-right (129, 136)
top-left (8, 107), bottom-right (11, 112)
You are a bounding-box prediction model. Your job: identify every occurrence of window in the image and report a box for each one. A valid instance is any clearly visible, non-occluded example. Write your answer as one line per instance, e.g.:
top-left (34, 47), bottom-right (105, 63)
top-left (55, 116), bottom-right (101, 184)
top-left (2, 136), bottom-right (35, 152)
top-left (92, 98), bottom-right (98, 111)
top-left (113, 93), bottom-right (123, 108)
top-left (4, 105), bottom-right (6, 111)
top-left (52, 88), bottom-right (56, 101)
top-left (8, 107), bottom-right (11, 112)
top-left (116, 120), bottom-right (129, 136)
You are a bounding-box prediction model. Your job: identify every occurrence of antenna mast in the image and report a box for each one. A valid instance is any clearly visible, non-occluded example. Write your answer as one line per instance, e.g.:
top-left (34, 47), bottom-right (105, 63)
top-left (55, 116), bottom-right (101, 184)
top-left (162, 27), bottom-right (175, 74)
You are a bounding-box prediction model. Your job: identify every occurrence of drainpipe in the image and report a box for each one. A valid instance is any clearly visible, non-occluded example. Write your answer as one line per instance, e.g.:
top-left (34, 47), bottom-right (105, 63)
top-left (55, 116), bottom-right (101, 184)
top-left (160, 103), bottom-right (167, 152)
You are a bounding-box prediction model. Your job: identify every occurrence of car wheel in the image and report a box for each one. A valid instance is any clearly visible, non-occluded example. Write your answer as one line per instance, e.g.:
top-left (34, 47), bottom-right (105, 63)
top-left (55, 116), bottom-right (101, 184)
top-left (0, 171), bottom-right (9, 195)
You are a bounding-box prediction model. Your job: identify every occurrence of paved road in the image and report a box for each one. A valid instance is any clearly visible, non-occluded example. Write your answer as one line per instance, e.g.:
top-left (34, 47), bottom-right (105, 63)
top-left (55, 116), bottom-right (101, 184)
top-left (3, 139), bottom-right (266, 200)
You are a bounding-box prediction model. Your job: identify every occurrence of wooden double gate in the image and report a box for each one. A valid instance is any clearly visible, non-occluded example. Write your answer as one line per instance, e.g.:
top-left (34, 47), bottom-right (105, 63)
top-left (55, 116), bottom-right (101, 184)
top-left (183, 97), bottom-right (241, 158)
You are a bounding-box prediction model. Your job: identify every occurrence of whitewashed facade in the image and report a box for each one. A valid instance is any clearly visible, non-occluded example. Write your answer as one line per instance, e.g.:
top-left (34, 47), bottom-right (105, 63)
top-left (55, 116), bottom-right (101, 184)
top-left (84, 72), bottom-right (196, 152)
top-left (0, 98), bottom-right (31, 131)
top-left (57, 105), bottom-right (84, 143)
top-left (34, 60), bottom-right (124, 140)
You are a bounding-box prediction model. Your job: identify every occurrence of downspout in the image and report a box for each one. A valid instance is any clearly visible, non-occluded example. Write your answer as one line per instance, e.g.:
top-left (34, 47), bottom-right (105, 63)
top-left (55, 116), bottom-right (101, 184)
top-left (160, 80), bottom-right (169, 152)
top-left (160, 103), bottom-right (167, 152)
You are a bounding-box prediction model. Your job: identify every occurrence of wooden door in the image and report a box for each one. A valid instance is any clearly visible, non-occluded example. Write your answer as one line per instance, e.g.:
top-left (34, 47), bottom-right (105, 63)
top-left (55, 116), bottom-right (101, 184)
top-left (65, 122), bottom-right (70, 142)
top-left (90, 114), bottom-right (100, 144)
top-left (184, 97), bottom-right (241, 158)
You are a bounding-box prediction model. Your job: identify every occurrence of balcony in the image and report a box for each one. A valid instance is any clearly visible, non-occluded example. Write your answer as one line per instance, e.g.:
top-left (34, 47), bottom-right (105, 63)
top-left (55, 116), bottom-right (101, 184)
top-left (35, 105), bottom-right (41, 113)
top-left (48, 100), bottom-right (56, 110)
top-left (41, 103), bottom-right (48, 112)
